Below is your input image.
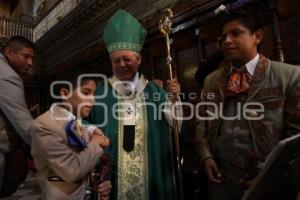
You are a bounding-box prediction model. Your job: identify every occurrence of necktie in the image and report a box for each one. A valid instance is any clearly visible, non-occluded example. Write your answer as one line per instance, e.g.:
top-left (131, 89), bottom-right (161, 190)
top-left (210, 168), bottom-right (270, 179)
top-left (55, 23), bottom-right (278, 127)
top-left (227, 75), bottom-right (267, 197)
top-left (225, 66), bottom-right (252, 96)
top-left (65, 120), bottom-right (87, 148)
top-left (75, 120), bottom-right (84, 138)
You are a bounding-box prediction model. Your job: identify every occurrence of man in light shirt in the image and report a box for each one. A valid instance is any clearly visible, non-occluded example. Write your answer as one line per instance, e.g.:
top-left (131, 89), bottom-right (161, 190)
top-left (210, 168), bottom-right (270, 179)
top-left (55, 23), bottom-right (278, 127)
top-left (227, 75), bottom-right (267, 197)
top-left (0, 36), bottom-right (35, 195)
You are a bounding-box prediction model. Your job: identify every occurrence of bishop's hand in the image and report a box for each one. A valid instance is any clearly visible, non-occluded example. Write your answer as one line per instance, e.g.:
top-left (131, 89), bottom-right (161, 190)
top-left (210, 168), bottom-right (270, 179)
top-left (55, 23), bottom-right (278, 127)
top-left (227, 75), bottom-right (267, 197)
top-left (166, 79), bottom-right (180, 98)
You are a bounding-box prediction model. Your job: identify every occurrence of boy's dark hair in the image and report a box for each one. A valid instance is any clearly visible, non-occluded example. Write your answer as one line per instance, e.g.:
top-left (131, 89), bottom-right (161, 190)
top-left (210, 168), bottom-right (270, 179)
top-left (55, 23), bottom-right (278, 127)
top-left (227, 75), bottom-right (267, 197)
top-left (52, 69), bottom-right (99, 102)
top-left (4, 36), bottom-right (35, 52)
top-left (221, 11), bottom-right (262, 33)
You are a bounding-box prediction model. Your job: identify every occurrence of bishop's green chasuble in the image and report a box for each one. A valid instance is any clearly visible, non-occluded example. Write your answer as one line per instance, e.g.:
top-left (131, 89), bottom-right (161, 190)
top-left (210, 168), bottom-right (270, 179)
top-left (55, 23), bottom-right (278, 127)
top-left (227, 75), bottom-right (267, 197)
top-left (88, 77), bottom-right (175, 200)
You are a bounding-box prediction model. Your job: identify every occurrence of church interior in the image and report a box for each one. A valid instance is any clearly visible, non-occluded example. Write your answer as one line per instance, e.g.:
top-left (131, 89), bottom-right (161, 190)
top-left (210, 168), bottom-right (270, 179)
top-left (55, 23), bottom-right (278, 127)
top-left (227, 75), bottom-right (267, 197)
top-left (0, 0), bottom-right (300, 199)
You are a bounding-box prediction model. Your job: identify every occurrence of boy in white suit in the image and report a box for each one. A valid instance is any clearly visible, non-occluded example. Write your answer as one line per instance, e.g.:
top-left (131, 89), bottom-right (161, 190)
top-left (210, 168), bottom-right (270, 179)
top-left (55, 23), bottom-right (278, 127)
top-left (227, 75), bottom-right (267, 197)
top-left (31, 71), bottom-right (111, 200)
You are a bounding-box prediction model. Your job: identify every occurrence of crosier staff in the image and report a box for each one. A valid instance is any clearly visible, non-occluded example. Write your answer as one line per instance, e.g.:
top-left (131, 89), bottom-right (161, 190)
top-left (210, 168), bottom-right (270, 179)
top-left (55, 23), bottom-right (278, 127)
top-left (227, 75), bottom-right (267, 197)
top-left (159, 8), bottom-right (184, 200)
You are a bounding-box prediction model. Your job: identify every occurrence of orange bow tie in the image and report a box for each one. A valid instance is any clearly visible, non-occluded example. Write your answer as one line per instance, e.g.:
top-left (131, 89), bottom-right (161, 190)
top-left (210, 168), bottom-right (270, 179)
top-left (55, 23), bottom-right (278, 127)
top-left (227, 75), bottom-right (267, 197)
top-left (225, 66), bottom-right (252, 96)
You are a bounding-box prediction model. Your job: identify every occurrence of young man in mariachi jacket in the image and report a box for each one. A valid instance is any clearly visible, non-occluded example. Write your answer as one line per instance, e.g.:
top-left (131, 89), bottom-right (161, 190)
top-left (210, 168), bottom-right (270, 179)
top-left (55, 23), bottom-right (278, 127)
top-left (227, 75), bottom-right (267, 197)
top-left (195, 11), bottom-right (300, 200)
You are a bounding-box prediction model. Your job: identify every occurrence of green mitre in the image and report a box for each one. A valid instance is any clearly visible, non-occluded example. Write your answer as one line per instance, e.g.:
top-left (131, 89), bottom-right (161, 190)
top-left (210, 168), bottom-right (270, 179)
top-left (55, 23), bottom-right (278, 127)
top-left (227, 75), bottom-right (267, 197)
top-left (103, 9), bottom-right (147, 53)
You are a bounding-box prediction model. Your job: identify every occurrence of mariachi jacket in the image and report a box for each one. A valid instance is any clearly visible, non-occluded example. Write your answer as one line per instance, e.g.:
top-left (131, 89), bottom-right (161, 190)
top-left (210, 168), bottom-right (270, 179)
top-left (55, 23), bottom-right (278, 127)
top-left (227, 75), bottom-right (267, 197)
top-left (195, 55), bottom-right (300, 162)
